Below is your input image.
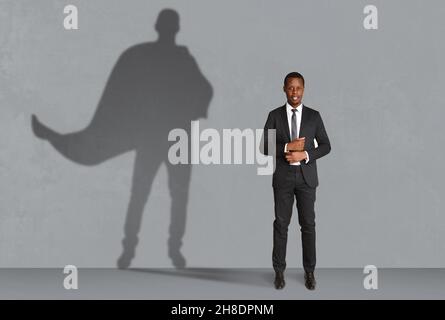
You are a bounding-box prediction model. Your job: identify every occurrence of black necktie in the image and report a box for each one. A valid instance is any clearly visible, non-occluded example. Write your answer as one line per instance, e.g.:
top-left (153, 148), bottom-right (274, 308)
top-left (291, 108), bottom-right (298, 140)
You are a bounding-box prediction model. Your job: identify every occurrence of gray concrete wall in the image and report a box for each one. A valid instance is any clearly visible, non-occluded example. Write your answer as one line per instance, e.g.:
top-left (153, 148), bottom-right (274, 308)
top-left (1, 0), bottom-right (444, 267)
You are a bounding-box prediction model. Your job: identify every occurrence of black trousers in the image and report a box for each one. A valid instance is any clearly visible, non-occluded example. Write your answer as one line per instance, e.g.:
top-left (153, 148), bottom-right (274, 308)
top-left (272, 165), bottom-right (316, 273)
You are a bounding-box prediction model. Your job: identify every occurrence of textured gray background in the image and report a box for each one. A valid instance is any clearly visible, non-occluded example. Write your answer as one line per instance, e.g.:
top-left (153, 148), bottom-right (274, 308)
top-left (1, 0), bottom-right (444, 268)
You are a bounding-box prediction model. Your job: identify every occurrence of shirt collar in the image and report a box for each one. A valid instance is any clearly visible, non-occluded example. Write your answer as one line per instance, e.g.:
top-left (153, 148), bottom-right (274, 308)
top-left (286, 102), bottom-right (303, 113)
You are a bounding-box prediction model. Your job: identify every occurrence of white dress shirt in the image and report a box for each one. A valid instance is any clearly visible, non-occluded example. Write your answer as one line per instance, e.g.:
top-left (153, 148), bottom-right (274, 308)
top-left (284, 102), bottom-right (309, 165)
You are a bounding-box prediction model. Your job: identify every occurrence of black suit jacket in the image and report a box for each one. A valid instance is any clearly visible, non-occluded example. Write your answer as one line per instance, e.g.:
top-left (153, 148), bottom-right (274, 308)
top-left (262, 105), bottom-right (331, 188)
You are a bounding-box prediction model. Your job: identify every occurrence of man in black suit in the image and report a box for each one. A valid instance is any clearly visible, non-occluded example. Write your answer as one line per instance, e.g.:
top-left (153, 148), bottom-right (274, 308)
top-left (262, 72), bottom-right (331, 290)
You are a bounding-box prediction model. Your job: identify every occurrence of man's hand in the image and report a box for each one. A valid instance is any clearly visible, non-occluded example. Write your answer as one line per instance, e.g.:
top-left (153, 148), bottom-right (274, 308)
top-left (287, 137), bottom-right (305, 152)
top-left (285, 151), bottom-right (307, 164)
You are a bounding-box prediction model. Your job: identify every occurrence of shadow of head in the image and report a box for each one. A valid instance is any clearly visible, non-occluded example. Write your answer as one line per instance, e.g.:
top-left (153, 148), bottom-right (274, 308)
top-left (155, 8), bottom-right (180, 38)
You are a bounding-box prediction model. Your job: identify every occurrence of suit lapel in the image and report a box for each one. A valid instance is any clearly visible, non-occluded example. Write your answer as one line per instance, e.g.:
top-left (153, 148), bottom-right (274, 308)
top-left (279, 105), bottom-right (291, 142)
top-left (299, 104), bottom-right (308, 139)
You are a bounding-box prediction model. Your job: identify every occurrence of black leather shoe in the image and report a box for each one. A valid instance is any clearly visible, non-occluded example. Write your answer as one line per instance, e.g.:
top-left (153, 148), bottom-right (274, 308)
top-left (274, 271), bottom-right (285, 290)
top-left (304, 272), bottom-right (316, 290)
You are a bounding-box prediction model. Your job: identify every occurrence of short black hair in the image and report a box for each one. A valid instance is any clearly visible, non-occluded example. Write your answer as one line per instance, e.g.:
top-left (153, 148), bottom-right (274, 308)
top-left (284, 72), bottom-right (305, 87)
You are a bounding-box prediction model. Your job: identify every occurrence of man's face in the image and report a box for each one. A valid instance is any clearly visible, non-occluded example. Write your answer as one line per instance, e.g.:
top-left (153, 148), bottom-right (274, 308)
top-left (283, 77), bottom-right (304, 107)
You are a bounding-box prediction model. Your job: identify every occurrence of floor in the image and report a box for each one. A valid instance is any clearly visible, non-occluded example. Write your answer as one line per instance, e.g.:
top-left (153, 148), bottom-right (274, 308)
top-left (0, 268), bottom-right (443, 300)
